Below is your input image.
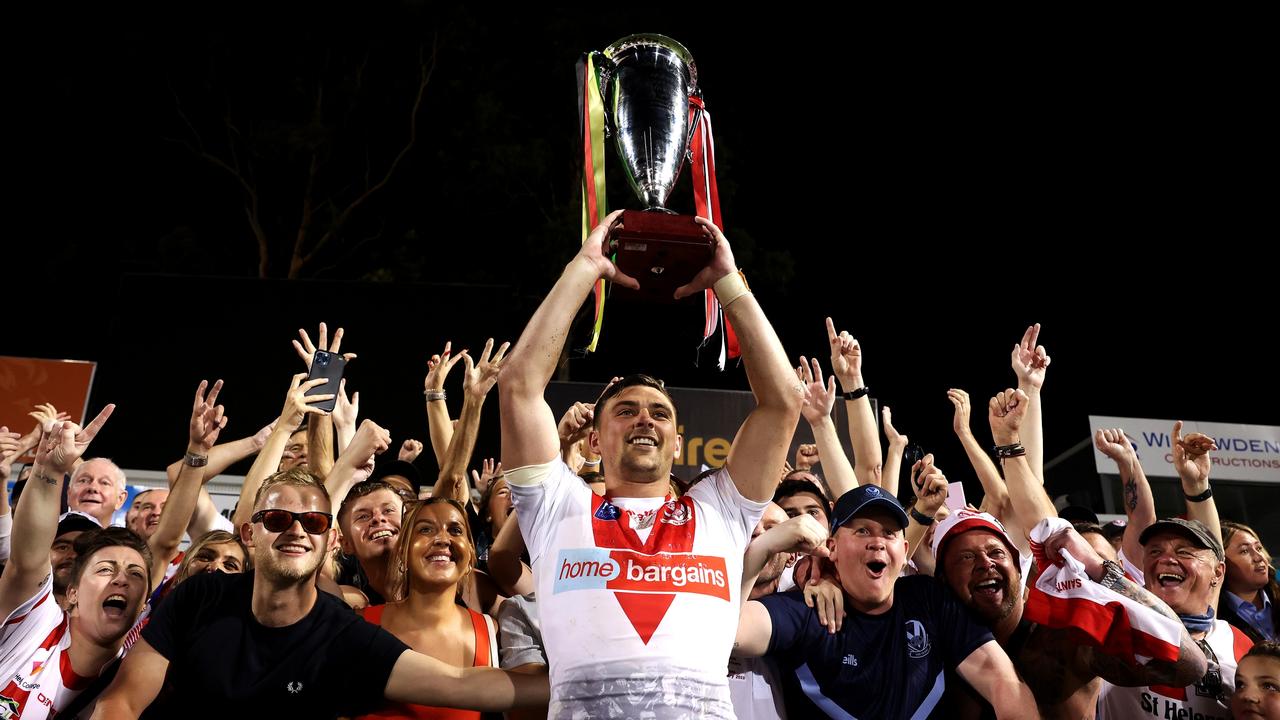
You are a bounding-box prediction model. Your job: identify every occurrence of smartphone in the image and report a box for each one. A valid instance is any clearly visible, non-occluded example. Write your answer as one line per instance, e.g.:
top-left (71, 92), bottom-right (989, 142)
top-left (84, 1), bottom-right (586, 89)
top-left (305, 350), bottom-right (346, 413)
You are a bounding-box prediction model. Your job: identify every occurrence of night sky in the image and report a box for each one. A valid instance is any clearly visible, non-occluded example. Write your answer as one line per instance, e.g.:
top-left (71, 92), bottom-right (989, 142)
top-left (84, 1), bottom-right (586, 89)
top-left (5, 6), bottom-right (1275, 536)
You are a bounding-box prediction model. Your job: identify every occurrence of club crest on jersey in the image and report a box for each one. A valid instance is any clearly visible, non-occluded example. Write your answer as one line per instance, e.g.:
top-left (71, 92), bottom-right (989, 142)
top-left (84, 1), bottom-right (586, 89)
top-left (905, 620), bottom-right (932, 659)
top-left (0, 696), bottom-right (18, 720)
top-left (594, 501), bottom-right (620, 521)
top-left (661, 501), bottom-right (691, 526)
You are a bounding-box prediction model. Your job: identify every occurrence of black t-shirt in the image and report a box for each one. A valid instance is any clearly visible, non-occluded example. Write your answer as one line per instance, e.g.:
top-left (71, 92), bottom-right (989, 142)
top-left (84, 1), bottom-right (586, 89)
top-left (760, 575), bottom-right (994, 719)
top-left (141, 571), bottom-right (409, 719)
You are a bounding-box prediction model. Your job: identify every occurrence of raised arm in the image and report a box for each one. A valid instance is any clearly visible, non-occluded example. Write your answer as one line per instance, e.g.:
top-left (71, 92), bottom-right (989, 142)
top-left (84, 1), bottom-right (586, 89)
top-left (735, 514), bottom-right (829, 657)
top-left (905, 455), bottom-right (949, 558)
top-left (678, 219), bottom-right (803, 502)
top-left (827, 318), bottom-right (883, 487)
top-left (0, 427), bottom-right (23, 564)
top-left (880, 406), bottom-right (907, 498)
top-left (1171, 421), bottom-right (1222, 607)
top-left (797, 356), bottom-right (857, 498)
top-left (232, 374), bottom-right (332, 529)
top-left (326, 419), bottom-right (392, 515)
top-left (1010, 323), bottom-right (1050, 483)
top-left (148, 380), bottom-right (227, 589)
top-left (500, 209), bottom-right (633, 470)
top-left (423, 341), bottom-right (466, 466)
top-left (163, 420), bottom-right (273, 487)
top-left (987, 388), bottom-right (1057, 529)
top-left (1094, 427), bottom-right (1156, 571)
top-left (0, 405), bottom-right (114, 620)
top-left (433, 338), bottom-right (507, 506)
top-left (947, 389), bottom-right (1011, 521)
top-left (331, 378), bottom-right (360, 455)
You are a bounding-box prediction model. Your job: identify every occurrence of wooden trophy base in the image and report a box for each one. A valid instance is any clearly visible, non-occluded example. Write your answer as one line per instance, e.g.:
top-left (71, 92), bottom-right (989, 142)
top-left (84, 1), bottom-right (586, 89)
top-left (608, 209), bottom-right (715, 303)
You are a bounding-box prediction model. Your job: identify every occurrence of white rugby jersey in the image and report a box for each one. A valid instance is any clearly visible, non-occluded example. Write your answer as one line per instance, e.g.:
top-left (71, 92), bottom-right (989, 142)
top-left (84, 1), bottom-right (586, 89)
top-left (510, 459), bottom-right (766, 720)
top-left (0, 575), bottom-right (98, 720)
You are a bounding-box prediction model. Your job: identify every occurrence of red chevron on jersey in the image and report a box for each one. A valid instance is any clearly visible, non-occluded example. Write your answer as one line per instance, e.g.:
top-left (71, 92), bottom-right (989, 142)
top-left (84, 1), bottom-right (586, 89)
top-left (580, 493), bottom-right (729, 642)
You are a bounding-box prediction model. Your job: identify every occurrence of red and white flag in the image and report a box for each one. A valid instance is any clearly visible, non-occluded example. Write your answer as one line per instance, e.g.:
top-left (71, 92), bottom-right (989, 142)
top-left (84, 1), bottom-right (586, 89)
top-left (1024, 518), bottom-right (1183, 666)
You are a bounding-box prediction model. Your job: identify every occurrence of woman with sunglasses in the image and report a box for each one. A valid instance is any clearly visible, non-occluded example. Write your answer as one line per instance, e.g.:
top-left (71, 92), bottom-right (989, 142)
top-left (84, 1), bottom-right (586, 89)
top-left (354, 497), bottom-right (497, 720)
top-left (1220, 521), bottom-right (1279, 643)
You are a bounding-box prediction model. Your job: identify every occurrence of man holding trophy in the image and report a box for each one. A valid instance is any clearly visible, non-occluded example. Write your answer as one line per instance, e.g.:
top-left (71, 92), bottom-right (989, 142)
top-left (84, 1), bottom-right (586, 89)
top-left (500, 35), bottom-right (804, 719)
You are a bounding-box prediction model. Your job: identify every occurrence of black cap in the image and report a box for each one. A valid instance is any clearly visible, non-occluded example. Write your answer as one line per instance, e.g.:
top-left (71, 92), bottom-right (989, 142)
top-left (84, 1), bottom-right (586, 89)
top-left (1139, 518), bottom-right (1225, 562)
top-left (1058, 505), bottom-right (1100, 526)
top-left (829, 485), bottom-right (908, 533)
top-left (56, 510), bottom-right (102, 537)
top-left (370, 460), bottom-right (425, 494)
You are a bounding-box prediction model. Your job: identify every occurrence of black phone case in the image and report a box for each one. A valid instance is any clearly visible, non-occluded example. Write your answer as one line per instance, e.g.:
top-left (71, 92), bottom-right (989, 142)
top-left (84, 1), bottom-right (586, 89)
top-left (305, 350), bottom-right (347, 413)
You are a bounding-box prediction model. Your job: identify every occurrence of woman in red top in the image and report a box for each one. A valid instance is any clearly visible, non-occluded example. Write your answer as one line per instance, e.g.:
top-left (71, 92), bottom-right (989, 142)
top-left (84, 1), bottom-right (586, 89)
top-left (356, 497), bottom-right (496, 720)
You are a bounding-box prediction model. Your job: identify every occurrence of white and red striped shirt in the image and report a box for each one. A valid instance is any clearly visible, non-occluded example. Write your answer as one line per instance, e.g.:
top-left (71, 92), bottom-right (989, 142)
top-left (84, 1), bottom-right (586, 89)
top-left (0, 574), bottom-right (97, 719)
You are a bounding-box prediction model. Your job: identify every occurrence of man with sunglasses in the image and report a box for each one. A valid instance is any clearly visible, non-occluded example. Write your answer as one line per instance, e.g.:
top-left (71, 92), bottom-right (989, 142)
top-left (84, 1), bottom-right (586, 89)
top-left (500, 212), bottom-right (803, 719)
top-left (92, 468), bottom-right (548, 718)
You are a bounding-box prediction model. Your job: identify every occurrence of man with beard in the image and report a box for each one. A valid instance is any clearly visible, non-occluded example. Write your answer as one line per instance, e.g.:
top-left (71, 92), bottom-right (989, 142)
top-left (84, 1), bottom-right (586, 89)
top-left (1, 405), bottom-right (154, 719)
top-left (500, 212), bottom-right (802, 719)
top-left (92, 468), bottom-right (548, 718)
top-left (974, 389), bottom-right (1210, 719)
top-left (933, 508), bottom-right (1206, 718)
top-left (727, 502), bottom-right (792, 720)
top-left (735, 482), bottom-right (1039, 719)
top-left (50, 510), bottom-right (103, 606)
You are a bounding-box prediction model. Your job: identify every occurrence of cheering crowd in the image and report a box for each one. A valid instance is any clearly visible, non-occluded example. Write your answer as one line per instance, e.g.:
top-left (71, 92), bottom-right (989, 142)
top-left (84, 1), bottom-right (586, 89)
top-left (1, 212), bottom-right (1276, 719)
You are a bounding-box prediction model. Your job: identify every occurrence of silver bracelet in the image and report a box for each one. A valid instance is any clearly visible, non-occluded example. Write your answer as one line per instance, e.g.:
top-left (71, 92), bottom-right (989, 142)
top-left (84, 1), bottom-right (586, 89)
top-left (423, 389), bottom-right (447, 402)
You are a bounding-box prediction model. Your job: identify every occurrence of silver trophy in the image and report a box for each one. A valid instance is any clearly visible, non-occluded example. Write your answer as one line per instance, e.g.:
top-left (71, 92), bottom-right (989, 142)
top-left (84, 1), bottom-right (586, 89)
top-left (598, 34), bottom-right (714, 301)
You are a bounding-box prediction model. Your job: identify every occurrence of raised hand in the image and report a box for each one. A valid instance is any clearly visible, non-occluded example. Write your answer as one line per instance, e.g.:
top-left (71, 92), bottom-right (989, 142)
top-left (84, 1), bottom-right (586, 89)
top-left (188, 380), bottom-right (228, 454)
top-left (796, 356), bottom-right (837, 425)
top-left (341, 419), bottom-right (392, 469)
top-left (910, 453), bottom-right (949, 517)
top-left (825, 317), bottom-right (863, 389)
top-left (795, 444), bottom-right (820, 471)
top-left (0, 427), bottom-right (23, 481)
top-left (397, 439), bottom-right (424, 464)
top-left (673, 217), bottom-right (739, 300)
top-left (35, 404), bottom-right (116, 474)
top-left (28, 403), bottom-right (70, 435)
top-left (1093, 427), bottom-right (1138, 470)
top-left (332, 378), bottom-right (360, 431)
top-left (987, 388), bottom-right (1029, 446)
top-left (1011, 323), bottom-right (1051, 391)
top-left (280, 373), bottom-right (334, 429)
top-left (470, 458), bottom-right (502, 495)
top-left (576, 209), bottom-right (639, 289)
top-left (946, 389), bottom-right (972, 437)
top-left (292, 322), bottom-right (357, 370)
top-left (557, 402), bottom-right (595, 450)
top-left (882, 406), bottom-right (908, 448)
top-left (424, 341), bottom-right (467, 393)
top-left (462, 338), bottom-right (511, 399)
top-left (1171, 420), bottom-right (1217, 490)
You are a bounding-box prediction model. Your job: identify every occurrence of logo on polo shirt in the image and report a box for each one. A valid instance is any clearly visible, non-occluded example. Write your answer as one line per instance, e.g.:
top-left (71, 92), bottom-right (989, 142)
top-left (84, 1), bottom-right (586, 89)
top-left (287, 681), bottom-right (303, 694)
top-left (905, 620), bottom-right (931, 659)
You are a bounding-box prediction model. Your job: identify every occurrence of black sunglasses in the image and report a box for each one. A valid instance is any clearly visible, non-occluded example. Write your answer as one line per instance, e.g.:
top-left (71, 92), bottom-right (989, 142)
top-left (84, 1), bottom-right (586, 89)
top-left (251, 509), bottom-right (333, 534)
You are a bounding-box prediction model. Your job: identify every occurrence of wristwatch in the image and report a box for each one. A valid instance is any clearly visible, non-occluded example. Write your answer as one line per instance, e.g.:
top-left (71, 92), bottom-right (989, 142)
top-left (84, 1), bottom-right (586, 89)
top-left (184, 452), bottom-right (209, 468)
top-left (1098, 559), bottom-right (1126, 591)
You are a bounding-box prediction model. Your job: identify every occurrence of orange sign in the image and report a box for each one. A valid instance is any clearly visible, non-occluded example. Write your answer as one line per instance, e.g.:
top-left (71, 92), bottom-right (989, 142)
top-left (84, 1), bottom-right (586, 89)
top-left (0, 356), bottom-right (97, 459)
